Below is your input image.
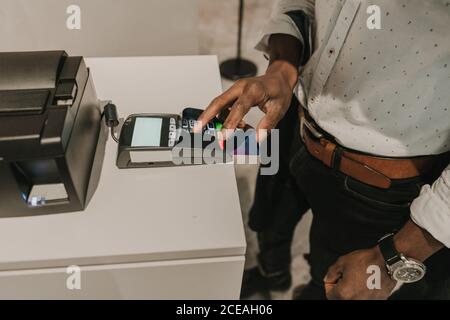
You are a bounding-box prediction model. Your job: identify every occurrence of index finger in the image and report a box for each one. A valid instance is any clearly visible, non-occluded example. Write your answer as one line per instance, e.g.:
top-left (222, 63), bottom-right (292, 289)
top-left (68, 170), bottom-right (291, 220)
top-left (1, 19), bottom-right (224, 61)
top-left (195, 85), bottom-right (241, 132)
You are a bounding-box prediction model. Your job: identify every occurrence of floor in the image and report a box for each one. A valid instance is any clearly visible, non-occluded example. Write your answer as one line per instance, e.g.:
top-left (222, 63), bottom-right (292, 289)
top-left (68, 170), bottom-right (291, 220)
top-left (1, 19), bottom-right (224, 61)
top-left (198, 0), bottom-right (313, 300)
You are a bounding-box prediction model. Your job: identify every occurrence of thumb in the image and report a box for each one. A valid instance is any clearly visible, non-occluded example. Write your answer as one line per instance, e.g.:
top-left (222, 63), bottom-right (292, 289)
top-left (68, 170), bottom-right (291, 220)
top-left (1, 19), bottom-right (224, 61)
top-left (324, 262), bottom-right (344, 300)
top-left (324, 262), bottom-right (344, 285)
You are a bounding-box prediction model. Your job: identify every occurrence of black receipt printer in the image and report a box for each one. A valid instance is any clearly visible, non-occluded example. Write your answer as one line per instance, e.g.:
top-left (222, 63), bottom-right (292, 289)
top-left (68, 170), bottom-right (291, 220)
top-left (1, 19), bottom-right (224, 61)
top-left (0, 51), bottom-right (107, 218)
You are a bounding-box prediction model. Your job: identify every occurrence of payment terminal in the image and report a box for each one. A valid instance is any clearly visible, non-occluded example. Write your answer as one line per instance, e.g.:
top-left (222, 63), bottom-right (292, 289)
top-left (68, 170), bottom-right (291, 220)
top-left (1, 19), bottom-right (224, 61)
top-left (116, 108), bottom-right (225, 168)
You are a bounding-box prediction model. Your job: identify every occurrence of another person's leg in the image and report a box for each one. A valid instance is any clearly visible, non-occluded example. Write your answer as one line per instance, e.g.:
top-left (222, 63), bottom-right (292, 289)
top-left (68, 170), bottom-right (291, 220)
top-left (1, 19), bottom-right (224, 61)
top-left (241, 98), bottom-right (310, 298)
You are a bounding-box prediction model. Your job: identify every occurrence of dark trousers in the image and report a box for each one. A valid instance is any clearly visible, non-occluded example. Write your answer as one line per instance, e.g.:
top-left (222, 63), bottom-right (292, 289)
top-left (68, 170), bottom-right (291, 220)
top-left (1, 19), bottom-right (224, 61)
top-left (249, 98), bottom-right (450, 299)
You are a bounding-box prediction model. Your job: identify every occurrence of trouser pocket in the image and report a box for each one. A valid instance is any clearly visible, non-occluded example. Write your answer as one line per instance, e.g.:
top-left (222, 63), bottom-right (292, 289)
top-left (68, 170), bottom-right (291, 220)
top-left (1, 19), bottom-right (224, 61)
top-left (343, 175), bottom-right (423, 211)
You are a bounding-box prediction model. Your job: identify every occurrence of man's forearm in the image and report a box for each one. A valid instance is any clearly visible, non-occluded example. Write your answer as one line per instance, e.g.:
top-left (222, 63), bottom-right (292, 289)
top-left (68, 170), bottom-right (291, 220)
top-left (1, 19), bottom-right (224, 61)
top-left (268, 33), bottom-right (303, 68)
top-left (266, 33), bottom-right (303, 91)
top-left (393, 219), bottom-right (444, 262)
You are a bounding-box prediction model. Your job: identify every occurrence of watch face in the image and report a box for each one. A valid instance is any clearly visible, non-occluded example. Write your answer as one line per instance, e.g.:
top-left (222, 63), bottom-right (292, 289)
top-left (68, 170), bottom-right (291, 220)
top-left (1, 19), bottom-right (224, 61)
top-left (392, 260), bottom-right (426, 283)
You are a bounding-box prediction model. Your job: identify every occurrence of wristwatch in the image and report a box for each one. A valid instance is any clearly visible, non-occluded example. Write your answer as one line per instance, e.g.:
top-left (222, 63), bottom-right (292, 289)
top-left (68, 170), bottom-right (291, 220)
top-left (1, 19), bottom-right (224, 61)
top-left (378, 233), bottom-right (426, 283)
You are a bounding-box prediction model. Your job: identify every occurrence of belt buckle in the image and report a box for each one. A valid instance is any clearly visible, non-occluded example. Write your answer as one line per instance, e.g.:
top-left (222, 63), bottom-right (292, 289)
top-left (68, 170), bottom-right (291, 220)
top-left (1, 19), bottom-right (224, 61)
top-left (300, 117), bottom-right (324, 141)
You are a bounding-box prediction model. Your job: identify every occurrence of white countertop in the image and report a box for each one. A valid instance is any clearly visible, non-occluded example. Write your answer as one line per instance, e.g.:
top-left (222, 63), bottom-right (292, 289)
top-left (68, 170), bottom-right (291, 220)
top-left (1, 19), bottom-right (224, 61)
top-left (0, 56), bottom-right (246, 271)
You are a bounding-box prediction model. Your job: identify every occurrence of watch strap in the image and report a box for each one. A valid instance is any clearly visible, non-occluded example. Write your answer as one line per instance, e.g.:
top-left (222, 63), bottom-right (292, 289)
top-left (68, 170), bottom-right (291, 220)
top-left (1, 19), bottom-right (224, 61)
top-left (378, 233), bottom-right (402, 266)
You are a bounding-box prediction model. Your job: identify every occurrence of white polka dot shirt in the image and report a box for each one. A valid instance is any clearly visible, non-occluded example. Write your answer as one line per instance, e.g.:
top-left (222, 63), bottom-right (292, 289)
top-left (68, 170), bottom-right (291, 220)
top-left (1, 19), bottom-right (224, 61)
top-left (257, 0), bottom-right (450, 247)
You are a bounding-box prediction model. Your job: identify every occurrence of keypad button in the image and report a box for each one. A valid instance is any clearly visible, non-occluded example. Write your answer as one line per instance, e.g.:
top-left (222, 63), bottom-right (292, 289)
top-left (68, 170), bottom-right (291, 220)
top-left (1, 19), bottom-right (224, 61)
top-left (170, 118), bottom-right (176, 125)
top-left (169, 124), bottom-right (176, 131)
top-left (168, 139), bottom-right (175, 147)
top-left (182, 119), bottom-right (189, 128)
top-left (169, 132), bottom-right (176, 139)
top-left (189, 120), bottom-right (196, 128)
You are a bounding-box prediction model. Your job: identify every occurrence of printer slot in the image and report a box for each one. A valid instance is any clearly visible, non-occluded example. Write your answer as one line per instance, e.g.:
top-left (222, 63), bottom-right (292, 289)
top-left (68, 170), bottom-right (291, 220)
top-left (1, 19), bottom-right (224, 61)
top-left (0, 90), bottom-right (49, 115)
top-left (10, 159), bottom-right (69, 208)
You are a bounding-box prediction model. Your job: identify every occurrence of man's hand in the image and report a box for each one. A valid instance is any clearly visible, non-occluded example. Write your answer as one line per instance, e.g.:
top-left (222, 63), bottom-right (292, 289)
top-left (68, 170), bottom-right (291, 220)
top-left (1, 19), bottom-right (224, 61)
top-left (197, 61), bottom-right (298, 140)
top-left (324, 247), bottom-right (397, 300)
top-left (324, 220), bottom-right (444, 300)
top-left (197, 34), bottom-right (302, 141)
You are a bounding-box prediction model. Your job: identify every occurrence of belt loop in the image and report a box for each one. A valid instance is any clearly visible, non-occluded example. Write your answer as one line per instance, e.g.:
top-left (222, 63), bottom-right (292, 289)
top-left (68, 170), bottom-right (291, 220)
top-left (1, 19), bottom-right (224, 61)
top-left (332, 146), bottom-right (343, 174)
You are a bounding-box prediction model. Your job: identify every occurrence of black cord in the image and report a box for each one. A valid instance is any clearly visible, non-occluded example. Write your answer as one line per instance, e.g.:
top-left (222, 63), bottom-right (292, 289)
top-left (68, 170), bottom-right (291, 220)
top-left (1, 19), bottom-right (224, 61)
top-left (102, 102), bottom-right (120, 144)
top-left (110, 126), bottom-right (119, 143)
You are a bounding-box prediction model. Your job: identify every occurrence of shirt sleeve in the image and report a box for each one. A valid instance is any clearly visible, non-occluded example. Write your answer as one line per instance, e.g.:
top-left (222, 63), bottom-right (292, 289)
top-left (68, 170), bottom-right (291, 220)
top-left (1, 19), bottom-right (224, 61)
top-left (255, 0), bottom-right (315, 65)
top-left (410, 163), bottom-right (450, 248)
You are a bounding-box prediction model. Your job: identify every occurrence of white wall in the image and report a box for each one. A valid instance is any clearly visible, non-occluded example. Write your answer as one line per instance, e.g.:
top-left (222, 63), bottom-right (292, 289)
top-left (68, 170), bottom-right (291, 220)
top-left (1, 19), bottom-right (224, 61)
top-left (0, 0), bottom-right (199, 56)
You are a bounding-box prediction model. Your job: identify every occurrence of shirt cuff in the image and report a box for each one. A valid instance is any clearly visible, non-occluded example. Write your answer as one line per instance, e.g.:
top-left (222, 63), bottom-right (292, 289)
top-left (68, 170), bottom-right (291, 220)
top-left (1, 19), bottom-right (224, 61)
top-left (255, 13), bottom-right (305, 56)
top-left (410, 167), bottom-right (450, 248)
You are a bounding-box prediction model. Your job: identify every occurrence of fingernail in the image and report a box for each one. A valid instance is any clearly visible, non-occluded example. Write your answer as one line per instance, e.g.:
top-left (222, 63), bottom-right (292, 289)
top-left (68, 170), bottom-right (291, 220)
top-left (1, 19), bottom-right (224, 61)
top-left (193, 121), bottom-right (203, 133)
top-left (256, 129), bottom-right (268, 143)
top-left (221, 128), bottom-right (233, 141)
top-left (217, 130), bottom-right (225, 141)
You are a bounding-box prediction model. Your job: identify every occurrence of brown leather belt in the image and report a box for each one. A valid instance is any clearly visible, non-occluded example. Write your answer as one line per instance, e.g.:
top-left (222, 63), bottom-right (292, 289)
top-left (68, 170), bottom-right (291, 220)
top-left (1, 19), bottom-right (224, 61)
top-left (300, 116), bottom-right (437, 189)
